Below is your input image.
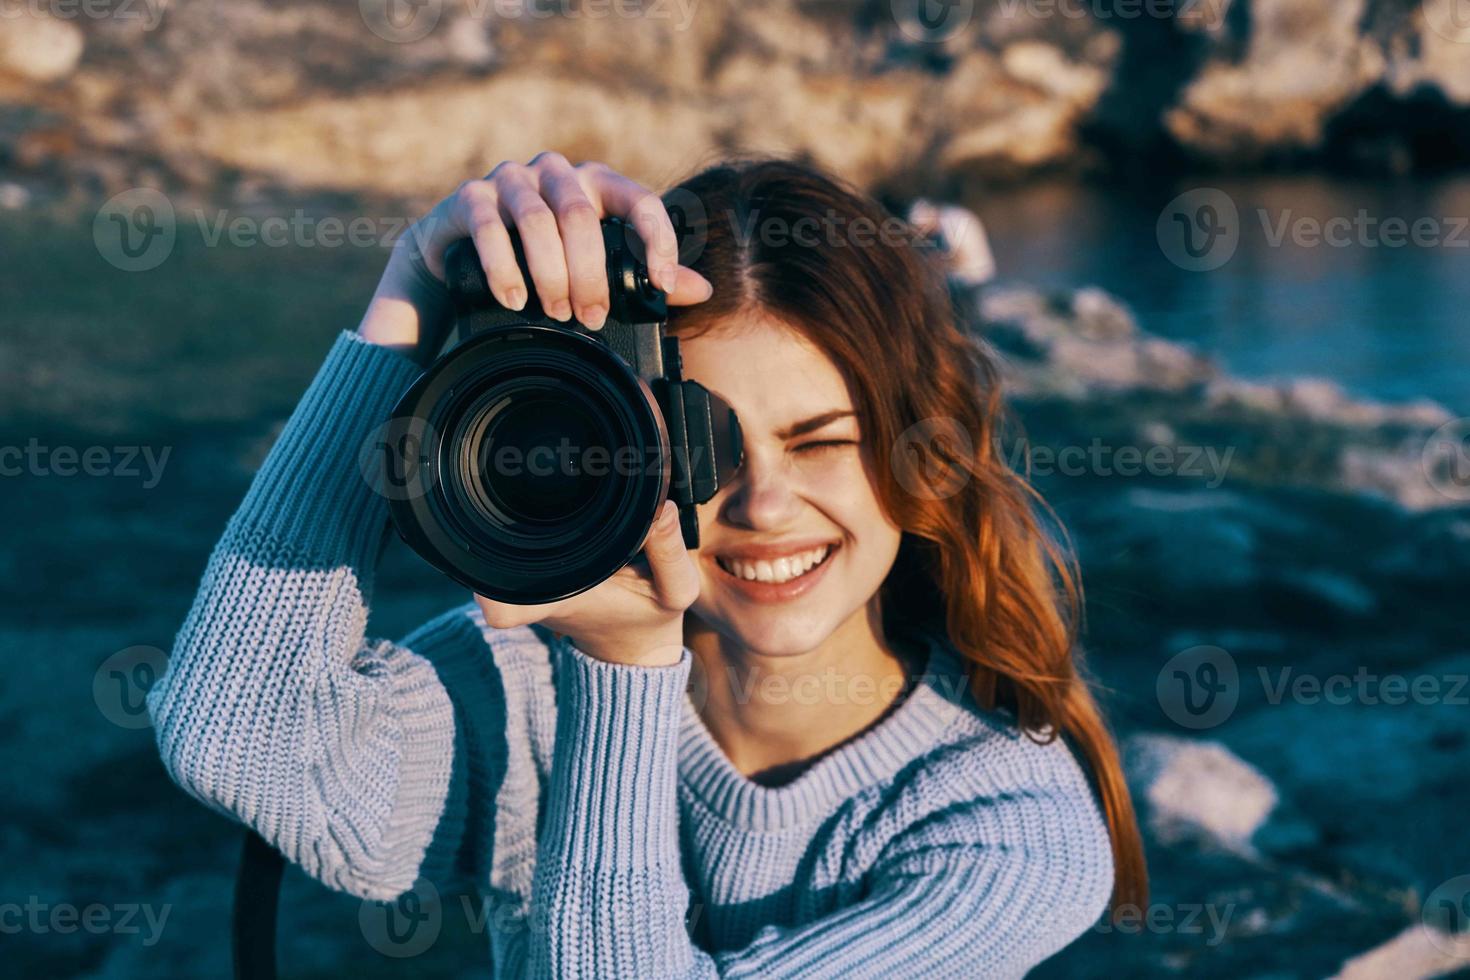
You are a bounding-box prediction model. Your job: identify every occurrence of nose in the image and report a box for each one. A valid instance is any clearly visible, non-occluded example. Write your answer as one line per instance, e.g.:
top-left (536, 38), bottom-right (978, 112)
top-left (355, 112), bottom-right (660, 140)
top-left (717, 450), bottom-right (804, 530)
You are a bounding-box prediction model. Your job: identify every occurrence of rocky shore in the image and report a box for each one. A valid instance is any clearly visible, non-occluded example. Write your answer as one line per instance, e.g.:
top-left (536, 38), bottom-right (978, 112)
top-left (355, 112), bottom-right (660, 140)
top-left (4, 0), bottom-right (1470, 211)
top-left (962, 277), bottom-right (1470, 978)
top-left (3, 3), bottom-right (1468, 968)
top-left (1, 211), bottom-right (1457, 976)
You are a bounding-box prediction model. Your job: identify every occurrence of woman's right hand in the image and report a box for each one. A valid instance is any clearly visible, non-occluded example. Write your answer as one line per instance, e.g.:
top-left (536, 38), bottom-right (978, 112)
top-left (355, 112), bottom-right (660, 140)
top-left (357, 153), bottom-right (714, 362)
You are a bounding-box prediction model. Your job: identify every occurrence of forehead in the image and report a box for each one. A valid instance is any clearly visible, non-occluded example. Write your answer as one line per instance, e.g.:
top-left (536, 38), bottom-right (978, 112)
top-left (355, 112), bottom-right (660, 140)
top-left (676, 315), bottom-right (854, 433)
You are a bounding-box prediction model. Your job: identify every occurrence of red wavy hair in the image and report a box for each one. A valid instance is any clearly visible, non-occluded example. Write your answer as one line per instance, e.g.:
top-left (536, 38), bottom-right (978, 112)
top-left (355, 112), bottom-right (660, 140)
top-left (662, 158), bottom-right (1147, 911)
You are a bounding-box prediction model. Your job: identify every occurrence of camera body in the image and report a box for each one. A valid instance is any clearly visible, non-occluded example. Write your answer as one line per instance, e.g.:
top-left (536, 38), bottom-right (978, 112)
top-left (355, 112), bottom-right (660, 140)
top-left (382, 217), bottom-right (743, 604)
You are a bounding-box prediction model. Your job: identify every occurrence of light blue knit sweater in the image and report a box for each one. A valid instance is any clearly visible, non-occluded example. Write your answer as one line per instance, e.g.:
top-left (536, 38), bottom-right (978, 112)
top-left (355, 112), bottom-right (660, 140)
top-left (147, 331), bottom-right (1114, 978)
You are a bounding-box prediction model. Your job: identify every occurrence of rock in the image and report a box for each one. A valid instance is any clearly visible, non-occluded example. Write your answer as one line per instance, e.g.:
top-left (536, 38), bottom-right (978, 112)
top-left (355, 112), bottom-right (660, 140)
top-left (1332, 924), bottom-right (1470, 980)
top-left (1070, 287), bottom-right (1136, 342)
top-left (1166, 0), bottom-right (1384, 164)
top-left (1124, 734), bottom-right (1279, 856)
top-left (964, 281), bottom-right (1463, 511)
top-left (908, 199), bottom-right (996, 286)
top-left (0, 181), bottom-right (30, 209)
top-left (1338, 445), bottom-right (1462, 513)
top-left (7, 0), bottom-right (1470, 201)
top-left (1272, 569), bottom-right (1378, 617)
top-left (444, 15), bottom-right (496, 67)
top-left (0, 9), bottom-right (83, 83)
top-left (1219, 662), bottom-right (1470, 891)
top-left (975, 285), bottom-right (1215, 396)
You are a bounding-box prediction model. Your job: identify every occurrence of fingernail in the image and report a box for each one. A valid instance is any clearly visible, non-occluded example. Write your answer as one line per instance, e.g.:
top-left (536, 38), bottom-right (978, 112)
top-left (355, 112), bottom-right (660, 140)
top-left (580, 304), bottom-right (607, 330)
top-left (657, 500), bottom-right (679, 530)
top-left (693, 277), bottom-right (713, 301)
top-left (548, 299), bottom-right (572, 321)
top-left (505, 286), bottom-right (527, 311)
top-left (660, 266), bottom-right (679, 293)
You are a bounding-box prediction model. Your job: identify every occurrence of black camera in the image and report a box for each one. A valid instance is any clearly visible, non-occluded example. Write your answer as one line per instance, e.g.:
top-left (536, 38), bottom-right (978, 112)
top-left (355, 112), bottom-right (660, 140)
top-left (382, 217), bottom-right (744, 604)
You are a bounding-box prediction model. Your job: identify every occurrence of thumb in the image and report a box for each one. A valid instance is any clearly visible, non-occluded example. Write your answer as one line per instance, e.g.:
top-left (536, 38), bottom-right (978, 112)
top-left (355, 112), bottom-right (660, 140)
top-left (641, 500), bottom-right (699, 610)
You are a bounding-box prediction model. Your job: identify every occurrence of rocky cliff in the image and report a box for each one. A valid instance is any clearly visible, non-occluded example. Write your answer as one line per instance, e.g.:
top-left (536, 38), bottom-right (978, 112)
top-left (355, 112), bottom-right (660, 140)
top-left (3, 0), bottom-right (1470, 208)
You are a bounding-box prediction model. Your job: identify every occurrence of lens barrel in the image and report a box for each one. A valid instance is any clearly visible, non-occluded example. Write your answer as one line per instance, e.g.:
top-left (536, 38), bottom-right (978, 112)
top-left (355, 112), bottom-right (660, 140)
top-left (383, 217), bottom-right (742, 604)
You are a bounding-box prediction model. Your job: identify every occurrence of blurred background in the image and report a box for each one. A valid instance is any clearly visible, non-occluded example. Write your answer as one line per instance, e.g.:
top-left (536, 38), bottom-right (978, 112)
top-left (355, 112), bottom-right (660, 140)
top-left (2, 0), bottom-right (1468, 976)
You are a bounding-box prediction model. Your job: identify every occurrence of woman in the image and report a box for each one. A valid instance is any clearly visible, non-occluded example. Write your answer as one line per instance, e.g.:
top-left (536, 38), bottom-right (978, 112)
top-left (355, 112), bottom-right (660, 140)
top-left (149, 153), bottom-right (1146, 977)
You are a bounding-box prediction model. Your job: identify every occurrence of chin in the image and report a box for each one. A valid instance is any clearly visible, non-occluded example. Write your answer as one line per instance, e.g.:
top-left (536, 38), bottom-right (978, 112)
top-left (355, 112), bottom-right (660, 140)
top-left (692, 573), bottom-right (857, 660)
top-left (712, 611), bottom-right (840, 659)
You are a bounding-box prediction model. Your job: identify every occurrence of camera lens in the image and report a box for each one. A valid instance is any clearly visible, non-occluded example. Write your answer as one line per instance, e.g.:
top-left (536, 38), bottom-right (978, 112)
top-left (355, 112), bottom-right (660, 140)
top-left (460, 386), bottom-right (613, 524)
top-left (386, 325), bottom-right (671, 603)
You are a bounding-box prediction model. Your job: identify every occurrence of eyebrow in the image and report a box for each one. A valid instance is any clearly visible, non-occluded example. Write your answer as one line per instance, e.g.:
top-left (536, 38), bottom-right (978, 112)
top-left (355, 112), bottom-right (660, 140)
top-left (775, 410), bottom-right (858, 440)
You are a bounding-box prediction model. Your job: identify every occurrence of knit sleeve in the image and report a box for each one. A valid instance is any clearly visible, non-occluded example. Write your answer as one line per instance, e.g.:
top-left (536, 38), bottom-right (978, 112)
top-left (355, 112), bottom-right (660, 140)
top-left (526, 641), bottom-right (1113, 978)
top-left (146, 331), bottom-right (483, 902)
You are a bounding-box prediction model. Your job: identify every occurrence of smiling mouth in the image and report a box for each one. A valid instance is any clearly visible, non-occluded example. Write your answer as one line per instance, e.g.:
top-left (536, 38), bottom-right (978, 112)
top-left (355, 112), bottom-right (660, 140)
top-left (714, 544), bottom-right (837, 585)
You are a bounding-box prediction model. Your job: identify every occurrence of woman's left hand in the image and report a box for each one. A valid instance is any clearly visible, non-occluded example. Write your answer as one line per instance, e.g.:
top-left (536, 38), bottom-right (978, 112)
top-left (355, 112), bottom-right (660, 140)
top-left (474, 500), bottom-right (698, 667)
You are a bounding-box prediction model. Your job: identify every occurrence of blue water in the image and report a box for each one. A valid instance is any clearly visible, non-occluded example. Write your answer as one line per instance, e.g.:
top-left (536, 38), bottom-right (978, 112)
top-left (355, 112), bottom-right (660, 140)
top-left (972, 176), bottom-right (1470, 414)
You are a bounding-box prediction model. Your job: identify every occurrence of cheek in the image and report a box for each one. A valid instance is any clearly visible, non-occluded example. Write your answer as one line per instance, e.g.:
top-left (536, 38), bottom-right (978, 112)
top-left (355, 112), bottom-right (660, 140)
top-left (806, 454), bottom-right (895, 534)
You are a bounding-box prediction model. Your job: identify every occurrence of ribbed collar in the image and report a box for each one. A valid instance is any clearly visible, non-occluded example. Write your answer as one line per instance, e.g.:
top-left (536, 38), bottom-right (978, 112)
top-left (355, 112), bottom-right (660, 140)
top-left (677, 629), bottom-right (972, 832)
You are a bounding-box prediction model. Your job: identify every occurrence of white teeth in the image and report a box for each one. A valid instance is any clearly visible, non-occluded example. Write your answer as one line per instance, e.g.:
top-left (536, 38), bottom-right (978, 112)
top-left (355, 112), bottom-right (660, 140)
top-left (717, 546), bottom-right (832, 584)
